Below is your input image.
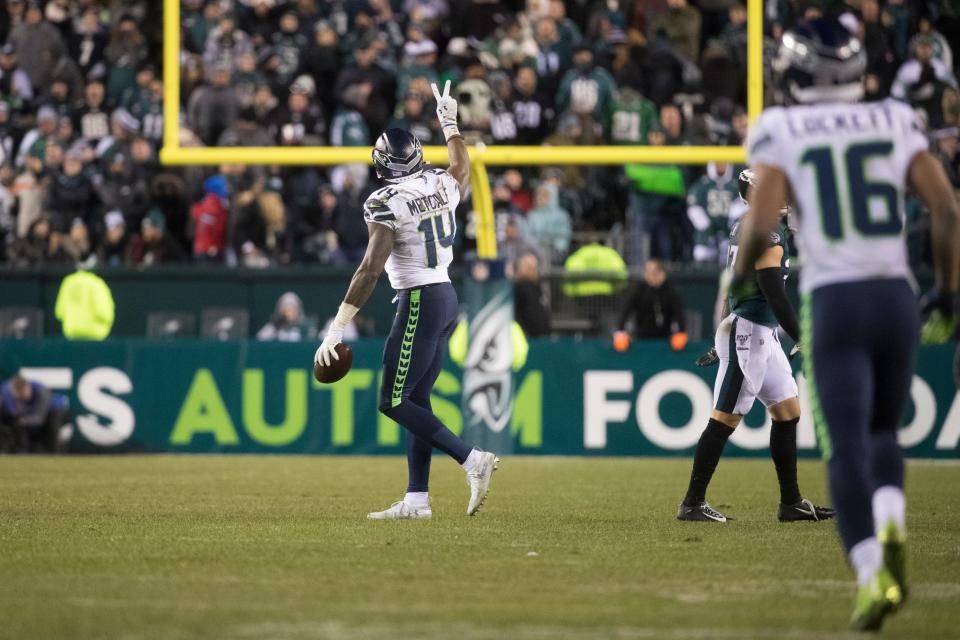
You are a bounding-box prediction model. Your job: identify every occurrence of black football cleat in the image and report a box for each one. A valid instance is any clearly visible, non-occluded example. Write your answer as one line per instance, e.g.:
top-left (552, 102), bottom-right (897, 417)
top-left (778, 498), bottom-right (836, 522)
top-left (677, 501), bottom-right (728, 522)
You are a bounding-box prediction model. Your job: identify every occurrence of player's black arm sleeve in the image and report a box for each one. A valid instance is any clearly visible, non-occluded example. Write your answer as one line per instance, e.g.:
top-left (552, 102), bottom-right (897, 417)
top-left (756, 268), bottom-right (800, 342)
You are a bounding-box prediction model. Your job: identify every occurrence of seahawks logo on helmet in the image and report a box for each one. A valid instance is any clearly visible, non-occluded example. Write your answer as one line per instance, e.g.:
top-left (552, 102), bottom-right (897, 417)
top-left (773, 17), bottom-right (867, 105)
top-left (372, 128), bottom-right (424, 183)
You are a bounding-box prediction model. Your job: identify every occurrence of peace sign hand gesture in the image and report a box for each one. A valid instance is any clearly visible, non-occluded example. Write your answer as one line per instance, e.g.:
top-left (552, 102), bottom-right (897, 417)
top-left (431, 80), bottom-right (460, 141)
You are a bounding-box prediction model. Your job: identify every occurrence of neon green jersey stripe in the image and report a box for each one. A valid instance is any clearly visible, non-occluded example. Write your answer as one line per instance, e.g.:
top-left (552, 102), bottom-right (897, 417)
top-left (391, 289), bottom-right (421, 408)
top-left (801, 293), bottom-right (833, 460)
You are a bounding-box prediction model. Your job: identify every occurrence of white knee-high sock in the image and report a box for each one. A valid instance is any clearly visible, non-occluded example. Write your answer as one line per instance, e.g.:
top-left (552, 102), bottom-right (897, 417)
top-left (872, 485), bottom-right (906, 533)
top-left (849, 537), bottom-right (883, 586)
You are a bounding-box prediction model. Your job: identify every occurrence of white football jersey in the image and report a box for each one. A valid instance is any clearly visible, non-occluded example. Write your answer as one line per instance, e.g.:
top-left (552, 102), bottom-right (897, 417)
top-left (747, 99), bottom-right (928, 294)
top-left (363, 168), bottom-right (460, 290)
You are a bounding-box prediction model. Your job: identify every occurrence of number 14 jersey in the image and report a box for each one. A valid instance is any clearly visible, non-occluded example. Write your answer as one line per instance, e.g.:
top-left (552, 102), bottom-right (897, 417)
top-left (363, 168), bottom-right (460, 290)
top-left (746, 99), bottom-right (928, 294)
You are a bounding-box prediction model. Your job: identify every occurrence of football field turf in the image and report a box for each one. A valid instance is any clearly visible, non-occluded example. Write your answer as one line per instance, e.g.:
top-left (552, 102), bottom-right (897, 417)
top-left (1, 456), bottom-right (958, 639)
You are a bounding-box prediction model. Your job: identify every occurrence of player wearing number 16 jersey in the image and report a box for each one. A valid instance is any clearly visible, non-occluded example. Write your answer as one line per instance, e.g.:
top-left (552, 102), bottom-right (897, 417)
top-left (314, 81), bottom-right (499, 520)
top-left (734, 18), bottom-right (960, 631)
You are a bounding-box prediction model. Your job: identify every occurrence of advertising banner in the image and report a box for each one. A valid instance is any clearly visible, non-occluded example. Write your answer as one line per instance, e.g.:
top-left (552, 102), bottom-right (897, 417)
top-left (1, 339), bottom-right (956, 457)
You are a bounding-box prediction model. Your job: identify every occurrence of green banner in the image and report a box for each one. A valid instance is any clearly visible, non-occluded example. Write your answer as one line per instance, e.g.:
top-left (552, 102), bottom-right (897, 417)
top-left (0, 339), bottom-right (956, 457)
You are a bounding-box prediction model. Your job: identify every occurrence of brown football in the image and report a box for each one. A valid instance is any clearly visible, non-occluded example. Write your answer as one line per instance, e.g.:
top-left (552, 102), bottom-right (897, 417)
top-left (314, 343), bottom-right (353, 384)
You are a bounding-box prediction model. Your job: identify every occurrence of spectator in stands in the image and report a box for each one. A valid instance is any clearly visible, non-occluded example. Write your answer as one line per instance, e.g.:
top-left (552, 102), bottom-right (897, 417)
top-left (513, 252), bottom-right (551, 338)
top-left (650, 0), bottom-right (701, 64)
top-left (127, 208), bottom-right (187, 266)
top-left (191, 175), bottom-right (229, 263)
top-left (0, 42), bottom-right (33, 106)
top-left (0, 374), bottom-right (69, 453)
top-left (389, 89), bottom-right (440, 145)
top-left (7, 0), bottom-right (65, 92)
top-left (556, 44), bottom-right (616, 123)
top-left (301, 20), bottom-right (341, 117)
top-left (330, 184), bottom-right (369, 267)
top-left (609, 87), bottom-right (658, 145)
top-left (105, 13), bottom-right (148, 106)
top-left (513, 65), bottom-right (554, 145)
top-left (335, 37), bottom-right (396, 137)
top-left (618, 258), bottom-right (687, 350)
top-left (98, 211), bottom-right (128, 267)
top-left (534, 16), bottom-right (570, 100)
top-left (69, 7), bottom-right (108, 80)
top-left (53, 218), bottom-right (93, 264)
top-left (624, 126), bottom-right (687, 263)
top-left (276, 75), bottom-right (325, 146)
top-left (16, 105), bottom-right (57, 169)
top-left (218, 106), bottom-right (275, 148)
top-left (891, 34), bottom-right (958, 125)
top-left (47, 147), bottom-right (98, 234)
top-left (256, 291), bottom-right (313, 342)
top-left (271, 10), bottom-right (307, 87)
top-left (456, 58), bottom-right (494, 138)
top-left (188, 62), bottom-right (241, 146)
top-left (10, 216), bottom-right (54, 267)
top-left (526, 182), bottom-right (572, 264)
top-left (686, 162), bottom-right (742, 264)
top-left (74, 80), bottom-right (111, 145)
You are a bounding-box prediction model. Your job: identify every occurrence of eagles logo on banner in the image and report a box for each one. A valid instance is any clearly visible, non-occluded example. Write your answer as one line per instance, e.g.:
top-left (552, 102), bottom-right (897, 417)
top-left (461, 259), bottom-right (514, 451)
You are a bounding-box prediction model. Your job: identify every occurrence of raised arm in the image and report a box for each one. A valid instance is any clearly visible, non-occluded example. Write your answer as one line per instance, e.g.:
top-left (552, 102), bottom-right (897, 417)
top-left (432, 81), bottom-right (470, 195)
top-left (315, 223), bottom-right (395, 367)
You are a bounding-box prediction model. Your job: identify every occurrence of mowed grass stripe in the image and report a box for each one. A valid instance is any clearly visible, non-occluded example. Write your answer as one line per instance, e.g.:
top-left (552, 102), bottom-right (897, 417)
top-left (0, 456), bottom-right (957, 640)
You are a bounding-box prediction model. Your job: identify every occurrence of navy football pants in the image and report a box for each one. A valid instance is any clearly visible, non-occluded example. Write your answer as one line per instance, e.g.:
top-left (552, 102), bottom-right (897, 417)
top-left (804, 278), bottom-right (919, 552)
top-left (379, 283), bottom-right (472, 492)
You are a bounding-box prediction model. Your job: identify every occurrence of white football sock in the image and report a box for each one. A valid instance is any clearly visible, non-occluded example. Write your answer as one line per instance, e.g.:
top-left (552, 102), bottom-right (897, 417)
top-left (872, 485), bottom-right (906, 533)
top-left (461, 449), bottom-right (482, 473)
top-left (404, 492), bottom-right (429, 508)
top-left (849, 537), bottom-right (883, 586)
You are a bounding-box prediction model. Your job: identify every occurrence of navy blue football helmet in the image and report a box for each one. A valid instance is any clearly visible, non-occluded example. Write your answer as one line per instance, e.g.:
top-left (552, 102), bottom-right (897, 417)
top-left (372, 128), bottom-right (424, 182)
top-left (773, 18), bottom-right (866, 104)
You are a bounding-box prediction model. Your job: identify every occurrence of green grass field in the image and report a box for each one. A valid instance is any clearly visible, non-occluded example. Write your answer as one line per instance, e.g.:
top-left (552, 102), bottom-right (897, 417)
top-left (1, 456), bottom-right (958, 640)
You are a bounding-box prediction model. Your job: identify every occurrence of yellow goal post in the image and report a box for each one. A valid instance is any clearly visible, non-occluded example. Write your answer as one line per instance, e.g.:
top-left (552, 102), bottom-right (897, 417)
top-left (160, 0), bottom-right (764, 258)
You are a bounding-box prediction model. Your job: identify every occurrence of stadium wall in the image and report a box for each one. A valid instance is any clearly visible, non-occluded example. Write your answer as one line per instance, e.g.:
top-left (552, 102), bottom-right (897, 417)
top-left (2, 266), bottom-right (732, 338)
top-left (2, 339), bottom-right (956, 459)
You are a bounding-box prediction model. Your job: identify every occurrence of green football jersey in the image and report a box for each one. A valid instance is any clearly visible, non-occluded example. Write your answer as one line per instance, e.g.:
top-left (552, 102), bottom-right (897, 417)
top-left (608, 90), bottom-right (658, 145)
top-left (687, 171), bottom-right (740, 250)
top-left (727, 220), bottom-right (790, 328)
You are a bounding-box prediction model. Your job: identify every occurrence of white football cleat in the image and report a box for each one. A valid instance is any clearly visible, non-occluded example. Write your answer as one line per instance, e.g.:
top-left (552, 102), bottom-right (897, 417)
top-left (465, 452), bottom-right (500, 516)
top-left (367, 501), bottom-right (432, 520)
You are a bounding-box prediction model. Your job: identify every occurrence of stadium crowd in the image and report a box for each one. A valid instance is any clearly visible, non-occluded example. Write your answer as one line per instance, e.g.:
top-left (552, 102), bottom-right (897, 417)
top-left (0, 0), bottom-right (956, 272)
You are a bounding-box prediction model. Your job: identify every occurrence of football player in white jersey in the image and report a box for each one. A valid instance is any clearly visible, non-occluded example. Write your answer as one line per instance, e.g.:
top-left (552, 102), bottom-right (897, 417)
top-left (734, 18), bottom-right (960, 631)
top-left (315, 82), bottom-right (499, 520)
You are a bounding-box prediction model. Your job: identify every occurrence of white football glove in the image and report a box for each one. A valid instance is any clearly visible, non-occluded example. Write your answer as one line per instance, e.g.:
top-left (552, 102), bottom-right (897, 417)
top-left (314, 302), bottom-right (359, 367)
top-left (314, 329), bottom-right (343, 368)
top-left (431, 80), bottom-right (460, 141)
